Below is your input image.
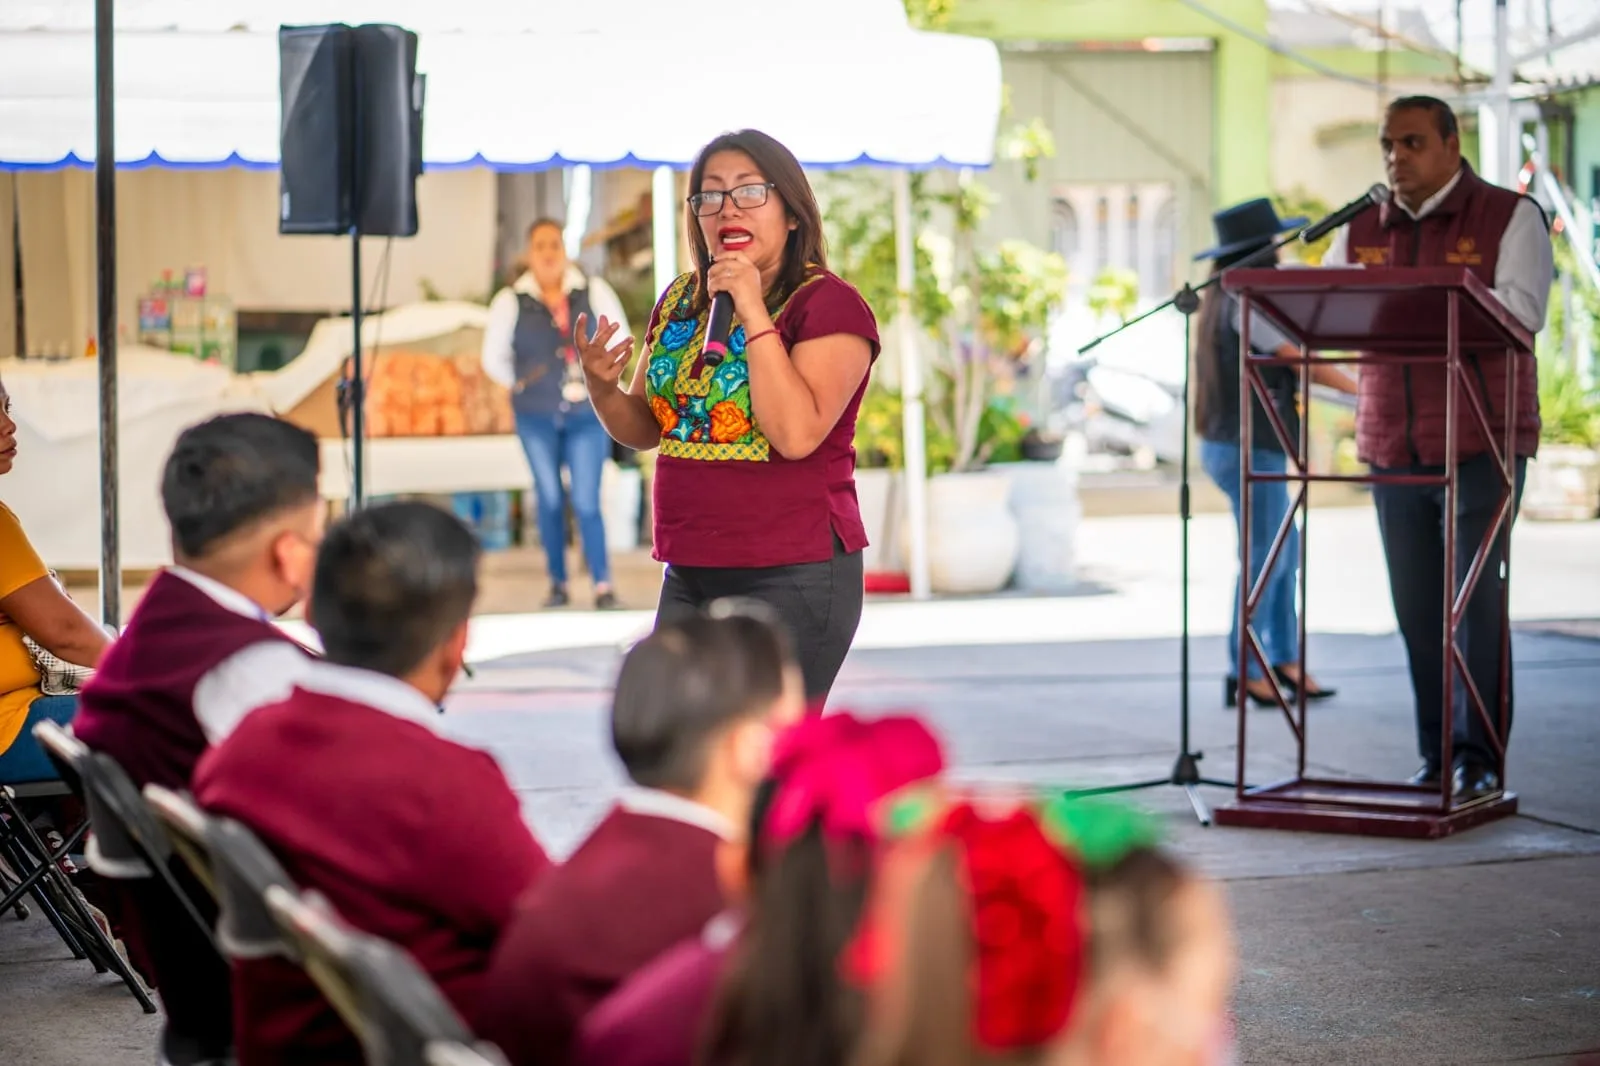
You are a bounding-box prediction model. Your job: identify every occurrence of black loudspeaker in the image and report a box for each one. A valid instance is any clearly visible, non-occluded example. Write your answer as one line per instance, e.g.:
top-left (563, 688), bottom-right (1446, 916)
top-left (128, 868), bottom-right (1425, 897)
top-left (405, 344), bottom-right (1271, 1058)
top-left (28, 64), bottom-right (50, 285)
top-left (278, 24), bottom-right (354, 235)
top-left (351, 24), bottom-right (422, 238)
top-left (277, 23), bottom-right (423, 238)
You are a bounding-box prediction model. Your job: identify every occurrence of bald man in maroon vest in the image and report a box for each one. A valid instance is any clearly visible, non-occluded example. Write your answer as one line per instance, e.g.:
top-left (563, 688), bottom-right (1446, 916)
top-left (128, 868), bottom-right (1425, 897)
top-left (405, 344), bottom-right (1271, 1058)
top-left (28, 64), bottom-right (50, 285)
top-left (1324, 96), bottom-right (1553, 800)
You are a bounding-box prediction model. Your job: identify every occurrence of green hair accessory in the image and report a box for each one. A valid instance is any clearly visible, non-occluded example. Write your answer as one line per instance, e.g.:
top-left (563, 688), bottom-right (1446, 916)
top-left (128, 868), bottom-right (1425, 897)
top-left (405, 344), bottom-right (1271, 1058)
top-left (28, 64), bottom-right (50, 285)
top-left (1037, 792), bottom-right (1163, 869)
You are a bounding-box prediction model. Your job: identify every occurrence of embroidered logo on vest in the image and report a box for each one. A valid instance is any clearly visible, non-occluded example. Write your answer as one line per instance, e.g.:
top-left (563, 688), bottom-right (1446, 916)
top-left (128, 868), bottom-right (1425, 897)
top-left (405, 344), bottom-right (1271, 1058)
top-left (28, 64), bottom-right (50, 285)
top-left (1351, 245), bottom-right (1390, 266)
top-left (1445, 236), bottom-right (1482, 265)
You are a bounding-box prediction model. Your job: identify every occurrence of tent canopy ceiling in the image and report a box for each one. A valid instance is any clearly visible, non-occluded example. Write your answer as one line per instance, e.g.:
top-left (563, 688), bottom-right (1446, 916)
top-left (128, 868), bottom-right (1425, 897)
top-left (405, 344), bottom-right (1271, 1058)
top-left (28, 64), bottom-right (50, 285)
top-left (0, 1), bottom-right (1002, 171)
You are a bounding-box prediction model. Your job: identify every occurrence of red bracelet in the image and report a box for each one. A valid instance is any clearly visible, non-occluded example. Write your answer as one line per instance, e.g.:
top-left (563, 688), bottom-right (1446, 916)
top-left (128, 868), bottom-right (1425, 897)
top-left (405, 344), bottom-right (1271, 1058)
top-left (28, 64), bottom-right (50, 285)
top-left (745, 327), bottom-right (780, 348)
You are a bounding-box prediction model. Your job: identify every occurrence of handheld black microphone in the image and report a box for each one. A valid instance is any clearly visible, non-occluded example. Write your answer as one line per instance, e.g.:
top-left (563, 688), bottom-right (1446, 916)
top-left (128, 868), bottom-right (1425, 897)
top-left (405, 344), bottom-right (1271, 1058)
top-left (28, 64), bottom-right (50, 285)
top-left (703, 257), bottom-right (733, 368)
top-left (1300, 184), bottom-right (1391, 244)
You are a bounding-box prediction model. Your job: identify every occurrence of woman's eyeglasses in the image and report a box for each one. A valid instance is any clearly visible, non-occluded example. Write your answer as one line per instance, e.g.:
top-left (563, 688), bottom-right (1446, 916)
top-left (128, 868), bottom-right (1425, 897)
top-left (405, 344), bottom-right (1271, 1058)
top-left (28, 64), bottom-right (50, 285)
top-left (688, 182), bottom-right (777, 217)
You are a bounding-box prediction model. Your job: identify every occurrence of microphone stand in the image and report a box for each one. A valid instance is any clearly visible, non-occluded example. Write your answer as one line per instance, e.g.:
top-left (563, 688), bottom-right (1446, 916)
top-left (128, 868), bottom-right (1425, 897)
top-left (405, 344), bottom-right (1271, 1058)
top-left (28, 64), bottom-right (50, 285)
top-left (1066, 225), bottom-right (1308, 825)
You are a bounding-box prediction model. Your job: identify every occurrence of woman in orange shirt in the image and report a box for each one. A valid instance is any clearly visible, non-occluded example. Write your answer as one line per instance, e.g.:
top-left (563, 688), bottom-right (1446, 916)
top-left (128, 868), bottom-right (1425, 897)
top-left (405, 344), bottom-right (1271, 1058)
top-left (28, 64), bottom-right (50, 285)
top-left (0, 371), bottom-right (113, 782)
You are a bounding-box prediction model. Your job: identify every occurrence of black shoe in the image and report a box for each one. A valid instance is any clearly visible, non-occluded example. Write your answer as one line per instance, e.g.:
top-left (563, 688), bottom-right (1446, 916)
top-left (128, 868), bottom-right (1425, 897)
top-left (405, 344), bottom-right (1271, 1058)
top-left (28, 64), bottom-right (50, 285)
top-left (543, 585), bottom-right (570, 609)
top-left (1223, 675), bottom-right (1277, 709)
top-left (1452, 762), bottom-right (1502, 801)
top-left (1409, 761), bottom-right (1442, 787)
top-left (595, 590), bottom-right (620, 611)
top-left (1272, 666), bottom-right (1338, 702)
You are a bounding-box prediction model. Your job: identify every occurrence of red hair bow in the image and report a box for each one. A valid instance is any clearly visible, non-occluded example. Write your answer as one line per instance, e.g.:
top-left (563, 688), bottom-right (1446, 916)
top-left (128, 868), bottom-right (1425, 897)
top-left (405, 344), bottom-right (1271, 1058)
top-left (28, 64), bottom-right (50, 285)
top-left (945, 801), bottom-right (1087, 1050)
top-left (762, 711), bottom-right (945, 848)
top-left (842, 798), bottom-right (1088, 1052)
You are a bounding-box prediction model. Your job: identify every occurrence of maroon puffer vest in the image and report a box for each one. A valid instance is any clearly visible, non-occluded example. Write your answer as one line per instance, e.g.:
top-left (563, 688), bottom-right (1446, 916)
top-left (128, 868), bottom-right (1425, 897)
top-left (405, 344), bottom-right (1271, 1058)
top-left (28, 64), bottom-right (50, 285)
top-left (1347, 165), bottom-right (1541, 467)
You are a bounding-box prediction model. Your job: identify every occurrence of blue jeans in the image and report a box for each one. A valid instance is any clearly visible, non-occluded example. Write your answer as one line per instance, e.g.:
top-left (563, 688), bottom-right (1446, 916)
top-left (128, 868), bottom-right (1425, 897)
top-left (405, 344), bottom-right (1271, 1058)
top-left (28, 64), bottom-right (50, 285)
top-left (0, 695), bottom-right (78, 784)
top-left (515, 409), bottom-right (612, 586)
top-left (1200, 440), bottom-right (1300, 681)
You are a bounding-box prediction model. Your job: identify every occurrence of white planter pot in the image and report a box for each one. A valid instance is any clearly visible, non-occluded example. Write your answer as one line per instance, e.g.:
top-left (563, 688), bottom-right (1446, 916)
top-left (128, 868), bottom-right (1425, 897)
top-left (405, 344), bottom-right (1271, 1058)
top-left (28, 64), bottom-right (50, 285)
top-left (602, 463), bottom-right (643, 551)
top-left (855, 468), bottom-right (906, 573)
top-left (990, 459), bottom-right (1082, 592)
top-left (902, 470), bottom-right (1020, 595)
top-left (1524, 444), bottom-right (1600, 521)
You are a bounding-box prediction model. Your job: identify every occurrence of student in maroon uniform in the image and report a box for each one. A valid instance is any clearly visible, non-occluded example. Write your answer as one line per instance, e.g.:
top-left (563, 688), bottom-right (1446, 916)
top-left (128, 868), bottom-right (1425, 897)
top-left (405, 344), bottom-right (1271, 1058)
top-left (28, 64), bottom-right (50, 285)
top-left (74, 412), bottom-right (323, 1066)
top-left (573, 712), bottom-right (947, 1066)
top-left (577, 128), bottom-right (880, 710)
top-left (478, 602), bottom-right (806, 1066)
top-left (193, 501), bottom-right (551, 1066)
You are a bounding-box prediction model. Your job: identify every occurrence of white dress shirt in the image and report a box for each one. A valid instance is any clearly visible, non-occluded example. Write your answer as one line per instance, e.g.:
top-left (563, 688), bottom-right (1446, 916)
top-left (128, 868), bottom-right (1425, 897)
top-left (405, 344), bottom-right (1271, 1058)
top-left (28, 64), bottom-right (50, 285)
top-left (616, 786), bottom-right (736, 841)
top-left (480, 266), bottom-right (633, 390)
top-left (1323, 167), bottom-right (1553, 333)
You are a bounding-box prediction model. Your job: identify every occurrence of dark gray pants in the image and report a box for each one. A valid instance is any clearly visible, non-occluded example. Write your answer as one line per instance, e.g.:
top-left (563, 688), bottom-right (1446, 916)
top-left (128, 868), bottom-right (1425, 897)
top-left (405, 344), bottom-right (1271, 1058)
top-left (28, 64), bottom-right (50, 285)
top-left (1371, 453), bottom-right (1526, 770)
top-left (654, 536), bottom-right (865, 706)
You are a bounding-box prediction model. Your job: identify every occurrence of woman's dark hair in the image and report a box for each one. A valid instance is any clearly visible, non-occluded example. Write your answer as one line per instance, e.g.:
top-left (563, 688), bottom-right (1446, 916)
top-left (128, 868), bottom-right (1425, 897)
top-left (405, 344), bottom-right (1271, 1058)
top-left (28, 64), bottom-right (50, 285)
top-left (697, 781), bottom-right (870, 1066)
top-left (1191, 243), bottom-right (1273, 441)
top-left (682, 129), bottom-right (827, 318)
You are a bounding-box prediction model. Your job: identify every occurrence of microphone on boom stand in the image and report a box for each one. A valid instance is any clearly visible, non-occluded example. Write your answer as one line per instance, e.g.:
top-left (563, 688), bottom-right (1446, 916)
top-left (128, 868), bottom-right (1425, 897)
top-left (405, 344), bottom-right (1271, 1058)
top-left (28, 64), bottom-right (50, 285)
top-left (1299, 184), bottom-right (1391, 244)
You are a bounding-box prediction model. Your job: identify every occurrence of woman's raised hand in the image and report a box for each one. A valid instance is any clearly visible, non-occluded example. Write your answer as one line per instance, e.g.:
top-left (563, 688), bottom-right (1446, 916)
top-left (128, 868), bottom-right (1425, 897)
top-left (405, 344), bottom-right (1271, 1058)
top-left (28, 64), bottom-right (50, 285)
top-left (574, 314), bottom-right (635, 389)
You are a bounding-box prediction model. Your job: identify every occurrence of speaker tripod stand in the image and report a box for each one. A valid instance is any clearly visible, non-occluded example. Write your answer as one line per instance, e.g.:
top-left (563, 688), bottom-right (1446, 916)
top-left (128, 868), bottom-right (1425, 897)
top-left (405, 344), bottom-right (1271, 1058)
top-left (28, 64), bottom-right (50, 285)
top-left (1064, 229), bottom-right (1304, 824)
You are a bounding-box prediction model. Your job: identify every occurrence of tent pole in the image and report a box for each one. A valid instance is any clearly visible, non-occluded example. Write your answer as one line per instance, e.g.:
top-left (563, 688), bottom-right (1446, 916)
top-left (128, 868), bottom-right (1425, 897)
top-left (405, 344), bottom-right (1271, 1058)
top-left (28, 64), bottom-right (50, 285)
top-left (893, 170), bottom-right (931, 600)
top-left (652, 166), bottom-right (677, 298)
top-left (94, 0), bottom-right (120, 629)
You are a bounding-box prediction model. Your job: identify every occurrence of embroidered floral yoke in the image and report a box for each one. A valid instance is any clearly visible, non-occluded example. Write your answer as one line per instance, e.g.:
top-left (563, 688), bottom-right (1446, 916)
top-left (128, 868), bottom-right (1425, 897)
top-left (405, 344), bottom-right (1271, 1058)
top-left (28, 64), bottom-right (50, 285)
top-left (641, 268), bottom-right (881, 570)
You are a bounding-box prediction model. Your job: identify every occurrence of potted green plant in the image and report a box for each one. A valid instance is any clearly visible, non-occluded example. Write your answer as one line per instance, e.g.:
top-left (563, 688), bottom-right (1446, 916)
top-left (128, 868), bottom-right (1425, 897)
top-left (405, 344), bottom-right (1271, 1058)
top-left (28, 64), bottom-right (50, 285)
top-left (1525, 359), bottom-right (1600, 520)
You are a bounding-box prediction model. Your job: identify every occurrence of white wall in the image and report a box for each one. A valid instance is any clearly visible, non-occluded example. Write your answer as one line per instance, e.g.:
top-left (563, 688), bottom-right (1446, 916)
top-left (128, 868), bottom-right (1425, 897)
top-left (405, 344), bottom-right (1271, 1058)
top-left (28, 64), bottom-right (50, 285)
top-left (1271, 78), bottom-right (1438, 206)
top-left (14, 166), bottom-right (496, 356)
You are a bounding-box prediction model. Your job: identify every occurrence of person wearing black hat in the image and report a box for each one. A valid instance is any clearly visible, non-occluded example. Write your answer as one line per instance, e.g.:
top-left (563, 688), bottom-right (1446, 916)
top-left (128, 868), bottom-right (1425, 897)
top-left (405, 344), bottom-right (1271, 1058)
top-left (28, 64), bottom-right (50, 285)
top-left (1192, 198), bottom-right (1358, 709)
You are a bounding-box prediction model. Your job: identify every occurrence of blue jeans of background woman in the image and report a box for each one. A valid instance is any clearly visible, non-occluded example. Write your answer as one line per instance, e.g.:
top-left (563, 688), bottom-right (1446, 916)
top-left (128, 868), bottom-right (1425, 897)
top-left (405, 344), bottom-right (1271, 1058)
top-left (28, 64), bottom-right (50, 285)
top-left (0, 694), bottom-right (77, 783)
top-left (515, 409), bottom-right (612, 587)
top-left (1200, 440), bottom-right (1299, 682)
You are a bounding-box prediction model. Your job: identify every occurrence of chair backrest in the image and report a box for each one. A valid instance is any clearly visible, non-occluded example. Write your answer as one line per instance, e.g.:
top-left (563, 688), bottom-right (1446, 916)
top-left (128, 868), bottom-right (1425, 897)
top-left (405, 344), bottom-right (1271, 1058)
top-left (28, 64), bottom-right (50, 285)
top-left (72, 747), bottom-right (222, 952)
top-left (142, 783), bottom-right (218, 900)
top-left (425, 1042), bottom-right (510, 1066)
top-left (29, 719), bottom-right (87, 799)
top-left (194, 809), bottom-right (301, 962)
top-left (263, 885), bottom-right (492, 1066)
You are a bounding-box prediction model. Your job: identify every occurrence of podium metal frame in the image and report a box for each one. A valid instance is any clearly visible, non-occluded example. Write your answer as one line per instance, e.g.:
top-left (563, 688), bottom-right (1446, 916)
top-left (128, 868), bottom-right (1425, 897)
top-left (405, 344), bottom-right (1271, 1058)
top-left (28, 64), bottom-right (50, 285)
top-left (1212, 267), bottom-right (1529, 838)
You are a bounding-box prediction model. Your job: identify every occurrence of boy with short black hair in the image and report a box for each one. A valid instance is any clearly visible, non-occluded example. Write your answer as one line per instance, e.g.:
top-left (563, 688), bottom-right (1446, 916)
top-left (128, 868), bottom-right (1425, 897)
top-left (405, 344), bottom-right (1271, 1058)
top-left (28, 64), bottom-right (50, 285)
top-left (74, 411), bottom-right (323, 1066)
top-left (194, 500), bottom-right (552, 1066)
top-left (478, 601), bottom-right (805, 1066)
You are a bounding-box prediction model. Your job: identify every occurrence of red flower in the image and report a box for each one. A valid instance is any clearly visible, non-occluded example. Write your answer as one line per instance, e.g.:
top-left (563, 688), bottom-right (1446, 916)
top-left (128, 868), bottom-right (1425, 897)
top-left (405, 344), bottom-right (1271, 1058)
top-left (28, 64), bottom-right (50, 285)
top-left (943, 803), bottom-right (1086, 1050)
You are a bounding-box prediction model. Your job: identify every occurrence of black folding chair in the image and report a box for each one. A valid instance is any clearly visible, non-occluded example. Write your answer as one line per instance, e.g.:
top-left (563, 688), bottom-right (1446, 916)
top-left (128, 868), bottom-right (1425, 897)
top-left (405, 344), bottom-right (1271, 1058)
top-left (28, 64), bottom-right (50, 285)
top-left (1, 720), bottom-right (159, 1012)
top-left (145, 785), bottom-right (298, 962)
top-left (263, 885), bottom-right (509, 1066)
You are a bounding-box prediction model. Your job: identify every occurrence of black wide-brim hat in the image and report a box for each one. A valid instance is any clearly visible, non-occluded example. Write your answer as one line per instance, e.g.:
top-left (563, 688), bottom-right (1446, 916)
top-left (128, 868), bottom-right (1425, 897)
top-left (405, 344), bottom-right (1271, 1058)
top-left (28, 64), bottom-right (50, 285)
top-left (1193, 197), bottom-right (1309, 261)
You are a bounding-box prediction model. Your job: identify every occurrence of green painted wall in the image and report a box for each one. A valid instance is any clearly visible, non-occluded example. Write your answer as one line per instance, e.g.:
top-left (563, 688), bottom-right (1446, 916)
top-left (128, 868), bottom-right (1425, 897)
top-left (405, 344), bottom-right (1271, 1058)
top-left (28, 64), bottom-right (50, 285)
top-left (945, 0), bottom-right (1273, 207)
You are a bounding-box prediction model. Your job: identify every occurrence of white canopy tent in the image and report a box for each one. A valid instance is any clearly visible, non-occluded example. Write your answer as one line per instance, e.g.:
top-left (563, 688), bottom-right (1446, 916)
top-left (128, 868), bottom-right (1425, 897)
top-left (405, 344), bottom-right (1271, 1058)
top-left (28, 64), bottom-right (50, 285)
top-left (0, 0), bottom-right (1004, 603)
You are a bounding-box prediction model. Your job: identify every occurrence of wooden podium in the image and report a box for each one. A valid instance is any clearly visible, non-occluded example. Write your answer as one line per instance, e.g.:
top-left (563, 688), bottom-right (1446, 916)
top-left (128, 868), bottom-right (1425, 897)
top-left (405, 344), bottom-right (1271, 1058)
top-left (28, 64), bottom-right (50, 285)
top-left (1212, 267), bottom-right (1532, 838)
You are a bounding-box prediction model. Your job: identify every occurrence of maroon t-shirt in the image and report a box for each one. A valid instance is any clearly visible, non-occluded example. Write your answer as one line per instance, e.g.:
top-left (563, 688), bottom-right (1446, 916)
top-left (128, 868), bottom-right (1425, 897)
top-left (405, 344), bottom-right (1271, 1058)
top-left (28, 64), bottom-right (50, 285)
top-left (642, 269), bottom-right (880, 569)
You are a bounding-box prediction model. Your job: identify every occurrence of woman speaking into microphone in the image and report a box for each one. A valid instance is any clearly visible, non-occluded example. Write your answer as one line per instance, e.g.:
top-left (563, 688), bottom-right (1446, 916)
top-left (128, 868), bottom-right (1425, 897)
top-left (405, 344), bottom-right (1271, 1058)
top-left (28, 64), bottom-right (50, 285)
top-left (574, 129), bottom-right (879, 709)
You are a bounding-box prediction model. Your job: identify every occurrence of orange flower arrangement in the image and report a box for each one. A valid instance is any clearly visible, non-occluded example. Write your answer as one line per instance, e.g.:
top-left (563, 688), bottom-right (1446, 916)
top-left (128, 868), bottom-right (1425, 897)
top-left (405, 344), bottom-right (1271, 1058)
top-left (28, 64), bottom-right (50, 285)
top-left (649, 395), bottom-right (678, 434)
top-left (710, 400), bottom-right (752, 443)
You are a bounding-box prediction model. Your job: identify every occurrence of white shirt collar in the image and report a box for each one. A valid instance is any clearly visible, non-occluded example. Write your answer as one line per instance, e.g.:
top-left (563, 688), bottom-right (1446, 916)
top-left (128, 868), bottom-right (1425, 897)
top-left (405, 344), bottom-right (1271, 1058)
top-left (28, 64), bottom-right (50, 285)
top-left (293, 659), bottom-right (443, 733)
top-left (512, 265), bottom-right (590, 301)
top-left (1397, 166), bottom-right (1464, 222)
top-left (168, 566), bottom-right (271, 622)
top-left (617, 787), bottom-right (736, 841)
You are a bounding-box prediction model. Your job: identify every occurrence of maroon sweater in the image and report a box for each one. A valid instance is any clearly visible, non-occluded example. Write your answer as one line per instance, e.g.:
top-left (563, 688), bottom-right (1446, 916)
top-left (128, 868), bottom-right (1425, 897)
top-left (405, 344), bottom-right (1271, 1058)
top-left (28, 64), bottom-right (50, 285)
top-left (74, 569), bottom-right (300, 1047)
top-left (75, 568), bottom-right (296, 791)
top-left (478, 807), bottom-right (727, 1066)
top-left (1345, 164), bottom-right (1541, 467)
top-left (193, 665), bottom-right (551, 1066)
top-left (574, 916), bottom-right (736, 1066)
